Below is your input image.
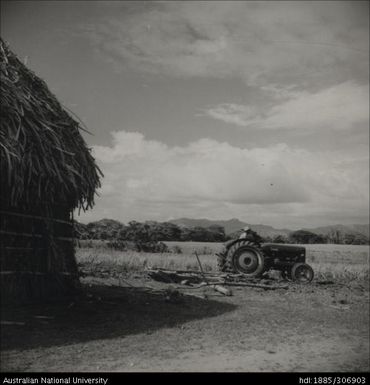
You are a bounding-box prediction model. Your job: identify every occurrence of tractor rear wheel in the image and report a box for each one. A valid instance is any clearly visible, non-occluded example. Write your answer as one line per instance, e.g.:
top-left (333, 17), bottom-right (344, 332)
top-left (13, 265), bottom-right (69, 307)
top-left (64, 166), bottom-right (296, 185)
top-left (291, 263), bottom-right (314, 283)
top-left (223, 240), bottom-right (265, 277)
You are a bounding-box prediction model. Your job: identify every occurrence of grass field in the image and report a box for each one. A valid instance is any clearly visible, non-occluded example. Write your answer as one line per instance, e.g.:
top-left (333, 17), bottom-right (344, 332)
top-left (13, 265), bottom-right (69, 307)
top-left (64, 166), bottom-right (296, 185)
top-left (76, 241), bottom-right (369, 282)
top-left (4, 241), bottom-right (369, 372)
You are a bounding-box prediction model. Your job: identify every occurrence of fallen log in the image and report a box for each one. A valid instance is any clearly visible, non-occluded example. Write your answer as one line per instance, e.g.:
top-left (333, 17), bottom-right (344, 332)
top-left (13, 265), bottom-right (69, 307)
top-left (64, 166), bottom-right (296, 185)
top-left (147, 269), bottom-right (288, 291)
top-left (224, 282), bottom-right (288, 290)
top-left (147, 269), bottom-right (224, 284)
top-left (183, 292), bottom-right (208, 300)
top-left (212, 285), bottom-right (233, 296)
top-left (147, 270), bottom-right (201, 284)
top-left (148, 268), bottom-right (217, 276)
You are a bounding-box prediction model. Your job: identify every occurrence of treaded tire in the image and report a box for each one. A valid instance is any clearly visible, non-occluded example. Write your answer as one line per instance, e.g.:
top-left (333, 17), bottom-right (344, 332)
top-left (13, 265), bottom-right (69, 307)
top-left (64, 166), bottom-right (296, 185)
top-left (291, 263), bottom-right (314, 283)
top-left (224, 240), bottom-right (265, 277)
top-left (216, 252), bottom-right (228, 272)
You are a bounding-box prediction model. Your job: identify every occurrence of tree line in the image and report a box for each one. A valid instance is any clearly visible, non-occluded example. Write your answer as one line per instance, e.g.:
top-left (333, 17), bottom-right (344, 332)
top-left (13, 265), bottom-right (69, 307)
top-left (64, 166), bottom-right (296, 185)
top-left (74, 219), bottom-right (368, 245)
top-left (74, 219), bottom-right (226, 243)
top-left (264, 230), bottom-right (368, 245)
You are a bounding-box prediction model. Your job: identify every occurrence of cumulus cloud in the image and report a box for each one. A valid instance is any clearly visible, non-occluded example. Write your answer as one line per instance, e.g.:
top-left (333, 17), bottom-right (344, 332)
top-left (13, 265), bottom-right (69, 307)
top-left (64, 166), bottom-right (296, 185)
top-left (71, 1), bottom-right (369, 226)
top-left (203, 82), bottom-right (369, 131)
top-left (78, 131), bottom-right (369, 227)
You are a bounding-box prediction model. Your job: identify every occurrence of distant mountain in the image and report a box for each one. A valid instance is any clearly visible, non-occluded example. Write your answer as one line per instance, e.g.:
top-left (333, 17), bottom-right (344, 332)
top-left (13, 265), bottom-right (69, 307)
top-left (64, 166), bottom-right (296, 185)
top-left (169, 218), bottom-right (246, 234)
top-left (351, 224), bottom-right (370, 237)
top-left (169, 218), bottom-right (369, 240)
top-left (304, 224), bottom-right (369, 238)
top-left (169, 218), bottom-right (290, 238)
top-left (75, 217), bottom-right (368, 244)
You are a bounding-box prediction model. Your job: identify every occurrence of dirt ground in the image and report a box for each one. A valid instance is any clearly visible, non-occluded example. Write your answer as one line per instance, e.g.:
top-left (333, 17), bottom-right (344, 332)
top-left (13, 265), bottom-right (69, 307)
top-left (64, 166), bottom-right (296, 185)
top-left (1, 274), bottom-right (369, 372)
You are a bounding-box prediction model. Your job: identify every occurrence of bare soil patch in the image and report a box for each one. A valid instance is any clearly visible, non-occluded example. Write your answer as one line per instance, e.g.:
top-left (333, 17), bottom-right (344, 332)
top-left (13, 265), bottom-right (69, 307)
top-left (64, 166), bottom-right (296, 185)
top-left (1, 273), bottom-right (368, 372)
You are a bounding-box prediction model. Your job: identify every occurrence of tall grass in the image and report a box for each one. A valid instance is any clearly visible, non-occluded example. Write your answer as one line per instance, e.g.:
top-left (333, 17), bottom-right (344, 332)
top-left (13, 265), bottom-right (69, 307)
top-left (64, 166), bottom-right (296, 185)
top-left (304, 244), bottom-right (369, 264)
top-left (76, 242), bottom-right (369, 282)
top-left (76, 248), bottom-right (217, 274)
top-left (310, 262), bottom-right (369, 281)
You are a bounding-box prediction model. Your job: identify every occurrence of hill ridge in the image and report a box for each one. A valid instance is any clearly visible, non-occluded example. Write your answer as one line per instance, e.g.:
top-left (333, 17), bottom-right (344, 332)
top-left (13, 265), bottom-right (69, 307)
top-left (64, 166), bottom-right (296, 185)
top-left (169, 218), bottom-right (369, 238)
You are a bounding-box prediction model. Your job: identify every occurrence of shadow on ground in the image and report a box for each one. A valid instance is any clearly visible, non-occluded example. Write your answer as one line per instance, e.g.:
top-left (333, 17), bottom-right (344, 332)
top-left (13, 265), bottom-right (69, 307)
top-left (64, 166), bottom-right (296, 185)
top-left (1, 283), bottom-right (237, 351)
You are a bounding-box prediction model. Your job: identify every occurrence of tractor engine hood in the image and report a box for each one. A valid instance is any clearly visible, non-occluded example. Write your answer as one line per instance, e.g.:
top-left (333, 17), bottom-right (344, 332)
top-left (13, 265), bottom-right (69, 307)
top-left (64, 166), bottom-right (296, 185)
top-left (262, 243), bottom-right (306, 256)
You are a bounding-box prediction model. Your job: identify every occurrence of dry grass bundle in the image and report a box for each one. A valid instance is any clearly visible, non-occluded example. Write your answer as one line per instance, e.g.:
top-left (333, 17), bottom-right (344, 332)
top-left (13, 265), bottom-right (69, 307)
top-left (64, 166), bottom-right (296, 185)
top-left (0, 38), bottom-right (103, 303)
top-left (0, 38), bottom-right (102, 210)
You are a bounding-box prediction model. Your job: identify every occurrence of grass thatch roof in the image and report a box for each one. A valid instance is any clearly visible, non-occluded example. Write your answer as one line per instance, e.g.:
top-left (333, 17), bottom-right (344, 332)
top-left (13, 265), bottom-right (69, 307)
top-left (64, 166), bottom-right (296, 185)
top-left (0, 38), bottom-right (102, 211)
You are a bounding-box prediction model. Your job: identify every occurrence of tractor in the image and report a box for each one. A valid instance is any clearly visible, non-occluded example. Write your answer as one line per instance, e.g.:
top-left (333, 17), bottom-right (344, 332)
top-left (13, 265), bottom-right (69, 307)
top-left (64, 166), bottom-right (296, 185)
top-left (217, 227), bottom-right (314, 283)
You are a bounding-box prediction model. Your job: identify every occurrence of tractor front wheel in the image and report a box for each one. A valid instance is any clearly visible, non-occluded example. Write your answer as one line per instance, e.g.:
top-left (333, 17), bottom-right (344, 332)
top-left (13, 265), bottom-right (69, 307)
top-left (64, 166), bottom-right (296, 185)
top-left (291, 263), bottom-right (314, 283)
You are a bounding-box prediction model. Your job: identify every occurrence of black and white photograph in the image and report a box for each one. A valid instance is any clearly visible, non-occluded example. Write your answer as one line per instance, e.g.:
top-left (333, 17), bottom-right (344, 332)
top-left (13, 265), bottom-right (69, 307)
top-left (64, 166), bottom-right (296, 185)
top-left (0, 0), bottom-right (369, 375)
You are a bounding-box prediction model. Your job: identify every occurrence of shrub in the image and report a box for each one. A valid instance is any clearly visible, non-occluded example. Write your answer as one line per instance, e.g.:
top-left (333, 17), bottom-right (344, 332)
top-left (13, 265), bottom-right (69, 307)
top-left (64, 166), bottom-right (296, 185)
top-left (171, 245), bottom-right (183, 254)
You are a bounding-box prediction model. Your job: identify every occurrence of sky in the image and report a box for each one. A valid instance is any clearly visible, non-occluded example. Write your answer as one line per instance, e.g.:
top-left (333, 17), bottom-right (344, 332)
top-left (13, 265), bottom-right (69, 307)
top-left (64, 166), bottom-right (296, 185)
top-left (1, 1), bottom-right (369, 229)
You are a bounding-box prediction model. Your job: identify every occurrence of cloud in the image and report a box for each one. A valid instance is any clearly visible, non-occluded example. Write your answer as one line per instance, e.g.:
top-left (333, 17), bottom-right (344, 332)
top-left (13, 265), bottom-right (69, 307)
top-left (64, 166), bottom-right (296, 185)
top-left (203, 104), bottom-right (260, 127)
top-left (203, 82), bottom-right (369, 131)
top-left (203, 103), bottom-right (264, 128)
top-left (81, 2), bottom-right (368, 88)
top-left (93, 131), bottom-right (310, 205)
top-left (78, 131), bottom-right (369, 227)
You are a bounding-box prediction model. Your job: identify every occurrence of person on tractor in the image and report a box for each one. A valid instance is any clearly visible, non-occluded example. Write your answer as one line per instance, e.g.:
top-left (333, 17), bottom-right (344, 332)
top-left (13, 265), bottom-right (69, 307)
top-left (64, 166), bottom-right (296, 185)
top-left (239, 226), bottom-right (263, 244)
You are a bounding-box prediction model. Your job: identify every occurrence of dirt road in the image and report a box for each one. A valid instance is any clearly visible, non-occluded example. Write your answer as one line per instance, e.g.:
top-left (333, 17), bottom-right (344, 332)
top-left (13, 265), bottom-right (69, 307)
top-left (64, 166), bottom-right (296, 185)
top-left (1, 275), bottom-right (369, 372)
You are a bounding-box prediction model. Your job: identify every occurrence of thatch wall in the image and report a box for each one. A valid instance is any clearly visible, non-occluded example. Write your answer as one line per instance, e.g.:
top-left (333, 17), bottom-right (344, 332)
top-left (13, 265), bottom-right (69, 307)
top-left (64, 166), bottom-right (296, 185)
top-left (0, 200), bottom-right (80, 304)
top-left (0, 38), bottom-right (102, 303)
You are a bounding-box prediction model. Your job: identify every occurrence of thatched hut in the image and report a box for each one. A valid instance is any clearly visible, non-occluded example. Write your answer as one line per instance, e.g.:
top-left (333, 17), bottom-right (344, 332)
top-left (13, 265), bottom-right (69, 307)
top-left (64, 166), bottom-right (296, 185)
top-left (0, 38), bottom-right (102, 303)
